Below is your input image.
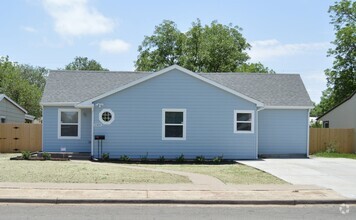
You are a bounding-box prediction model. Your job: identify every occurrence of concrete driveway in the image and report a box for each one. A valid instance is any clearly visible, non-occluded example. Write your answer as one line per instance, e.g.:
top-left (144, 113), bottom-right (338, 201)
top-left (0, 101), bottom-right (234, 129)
top-left (238, 157), bottom-right (356, 198)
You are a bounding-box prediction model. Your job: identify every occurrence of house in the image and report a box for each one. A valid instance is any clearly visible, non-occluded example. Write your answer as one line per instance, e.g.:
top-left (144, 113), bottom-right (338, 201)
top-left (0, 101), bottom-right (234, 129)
top-left (317, 91), bottom-right (356, 152)
top-left (40, 65), bottom-right (313, 159)
top-left (0, 94), bottom-right (35, 123)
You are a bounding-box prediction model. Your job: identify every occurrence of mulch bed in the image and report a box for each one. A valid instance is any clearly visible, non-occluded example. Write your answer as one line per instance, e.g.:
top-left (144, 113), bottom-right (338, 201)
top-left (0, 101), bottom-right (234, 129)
top-left (10, 156), bottom-right (69, 161)
top-left (91, 158), bottom-right (235, 165)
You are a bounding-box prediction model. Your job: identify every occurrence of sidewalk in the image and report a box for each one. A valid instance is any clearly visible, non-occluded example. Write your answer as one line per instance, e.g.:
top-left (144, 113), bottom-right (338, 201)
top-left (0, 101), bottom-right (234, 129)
top-left (0, 182), bottom-right (355, 205)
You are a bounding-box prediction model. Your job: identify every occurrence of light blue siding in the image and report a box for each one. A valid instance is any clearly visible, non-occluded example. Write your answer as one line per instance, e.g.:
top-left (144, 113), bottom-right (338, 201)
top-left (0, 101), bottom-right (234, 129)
top-left (42, 107), bottom-right (92, 152)
top-left (258, 109), bottom-right (308, 156)
top-left (93, 69), bottom-right (257, 159)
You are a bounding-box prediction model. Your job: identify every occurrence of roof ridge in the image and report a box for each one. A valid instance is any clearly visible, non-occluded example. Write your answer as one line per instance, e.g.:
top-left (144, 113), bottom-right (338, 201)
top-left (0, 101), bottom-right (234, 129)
top-left (49, 70), bottom-right (152, 74)
top-left (199, 72), bottom-right (300, 76)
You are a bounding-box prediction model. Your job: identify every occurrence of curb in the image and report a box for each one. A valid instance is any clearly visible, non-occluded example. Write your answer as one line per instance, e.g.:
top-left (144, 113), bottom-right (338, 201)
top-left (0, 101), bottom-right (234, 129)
top-left (1, 198), bottom-right (356, 205)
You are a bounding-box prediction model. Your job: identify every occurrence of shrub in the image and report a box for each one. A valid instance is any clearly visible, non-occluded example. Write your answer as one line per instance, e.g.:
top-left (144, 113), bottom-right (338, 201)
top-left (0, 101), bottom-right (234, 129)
top-left (21, 151), bottom-right (31, 160)
top-left (212, 155), bottom-right (223, 164)
top-left (119, 155), bottom-right (130, 162)
top-left (102, 153), bottom-right (110, 161)
top-left (176, 154), bottom-right (185, 163)
top-left (140, 153), bottom-right (149, 163)
top-left (158, 156), bottom-right (165, 163)
top-left (325, 142), bottom-right (338, 153)
top-left (195, 155), bottom-right (205, 164)
top-left (42, 152), bottom-right (51, 160)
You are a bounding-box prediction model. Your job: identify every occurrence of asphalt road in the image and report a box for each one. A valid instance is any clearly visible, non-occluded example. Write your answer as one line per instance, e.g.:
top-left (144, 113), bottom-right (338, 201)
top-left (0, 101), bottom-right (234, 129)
top-left (0, 203), bottom-right (355, 220)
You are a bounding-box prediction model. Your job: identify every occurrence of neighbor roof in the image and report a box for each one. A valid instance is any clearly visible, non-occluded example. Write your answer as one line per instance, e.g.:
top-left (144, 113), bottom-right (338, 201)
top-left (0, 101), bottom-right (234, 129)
top-left (41, 66), bottom-right (313, 108)
top-left (0, 94), bottom-right (28, 113)
top-left (317, 90), bottom-right (356, 120)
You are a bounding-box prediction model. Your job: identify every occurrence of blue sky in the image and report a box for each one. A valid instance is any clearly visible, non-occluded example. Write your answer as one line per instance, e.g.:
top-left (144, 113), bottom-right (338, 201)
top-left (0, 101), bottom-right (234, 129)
top-left (1, 0), bottom-right (336, 103)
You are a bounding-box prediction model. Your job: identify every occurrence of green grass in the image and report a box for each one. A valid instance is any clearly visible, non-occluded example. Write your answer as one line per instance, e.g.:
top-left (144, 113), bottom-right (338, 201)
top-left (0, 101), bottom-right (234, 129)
top-left (313, 152), bottom-right (356, 159)
top-left (138, 164), bottom-right (286, 184)
top-left (0, 154), bottom-right (189, 184)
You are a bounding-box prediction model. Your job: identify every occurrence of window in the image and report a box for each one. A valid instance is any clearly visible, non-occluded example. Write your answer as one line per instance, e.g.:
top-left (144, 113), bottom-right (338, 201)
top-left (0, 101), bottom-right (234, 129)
top-left (323, 121), bottom-right (329, 128)
top-left (58, 109), bottom-right (80, 139)
top-left (0, 116), bottom-right (5, 123)
top-left (234, 110), bottom-right (254, 133)
top-left (99, 109), bottom-right (115, 125)
top-left (162, 109), bottom-right (186, 140)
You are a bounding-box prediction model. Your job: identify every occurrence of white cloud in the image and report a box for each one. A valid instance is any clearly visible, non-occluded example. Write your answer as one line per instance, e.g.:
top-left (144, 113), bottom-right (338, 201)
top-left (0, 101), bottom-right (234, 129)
top-left (42, 0), bottom-right (115, 37)
top-left (99, 39), bottom-right (130, 53)
top-left (21, 26), bottom-right (37, 33)
top-left (249, 39), bottom-right (330, 61)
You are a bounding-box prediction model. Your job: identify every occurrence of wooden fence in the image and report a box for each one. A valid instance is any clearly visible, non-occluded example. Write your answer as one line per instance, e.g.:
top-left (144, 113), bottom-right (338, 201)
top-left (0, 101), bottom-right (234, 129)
top-left (309, 128), bottom-right (354, 154)
top-left (0, 123), bottom-right (42, 153)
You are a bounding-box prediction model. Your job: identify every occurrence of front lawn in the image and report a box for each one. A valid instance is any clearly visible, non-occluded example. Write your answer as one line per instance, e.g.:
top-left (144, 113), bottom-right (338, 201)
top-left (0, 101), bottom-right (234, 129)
top-left (139, 164), bottom-right (286, 184)
top-left (0, 154), bottom-right (189, 184)
top-left (312, 152), bottom-right (356, 160)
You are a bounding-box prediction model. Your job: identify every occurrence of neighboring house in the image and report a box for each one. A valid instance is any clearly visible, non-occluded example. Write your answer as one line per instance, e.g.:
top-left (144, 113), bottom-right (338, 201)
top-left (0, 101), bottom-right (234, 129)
top-left (41, 65), bottom-right (313, 159)
top-left (0, 94), bottom-right (35, 123)
top-left (317, 91), bottom-right (356, 152)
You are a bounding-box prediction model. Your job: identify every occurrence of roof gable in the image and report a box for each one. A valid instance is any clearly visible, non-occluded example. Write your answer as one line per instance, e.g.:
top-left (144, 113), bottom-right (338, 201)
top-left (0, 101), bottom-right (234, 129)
top-left (76, 65), bottom-right (264, 107)
top-left (317, 91), bottom-right (356, 120)
top-left (0, 94), bottom-right (28, 113)
top-left (41, 65), bottom-right (313, 108)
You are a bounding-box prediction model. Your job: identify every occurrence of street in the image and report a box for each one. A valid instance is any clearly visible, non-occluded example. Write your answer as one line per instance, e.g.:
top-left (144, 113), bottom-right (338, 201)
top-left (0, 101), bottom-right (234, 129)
top-left (0, 203), bottom-right (355, 220)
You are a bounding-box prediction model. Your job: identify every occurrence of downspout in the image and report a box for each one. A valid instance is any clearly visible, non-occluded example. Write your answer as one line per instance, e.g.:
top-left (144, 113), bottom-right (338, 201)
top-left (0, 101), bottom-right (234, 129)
top-left (256, 107), bottom-right (265, 159)
top-left (91, 104), bottom-right (94, 157)
top-left (307, 109), bottom-right (311, 158)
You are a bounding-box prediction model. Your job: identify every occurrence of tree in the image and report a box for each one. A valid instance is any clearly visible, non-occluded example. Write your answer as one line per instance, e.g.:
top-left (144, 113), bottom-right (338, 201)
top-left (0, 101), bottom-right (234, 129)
top-left (135, 19), bottom-right (273, 73)
top-left (65, 56), bottom-right (108, 71)
top-left (315, 0), bottom-right (356, 115)
top-left (0, 56), bottom-right (42, 118)
top-left (18, 64), bottom-right (47, 92)
top-left (235, 62), bottom-right (275, 73)
top-left (135, 20), bottom-right (186, 71)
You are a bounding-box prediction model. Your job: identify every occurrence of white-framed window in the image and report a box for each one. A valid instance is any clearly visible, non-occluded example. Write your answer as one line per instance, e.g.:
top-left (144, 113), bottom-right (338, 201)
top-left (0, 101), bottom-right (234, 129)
top-left (0, 116), bottom-right (5, 123)
top-left (58, 109), bottom-right (81, 139)
top-left (162, 109), bottom-right (186, 140)
top-left (234, 110), bottom-right (254, 133)
top-left (99, 109), bottom-right (115, 125)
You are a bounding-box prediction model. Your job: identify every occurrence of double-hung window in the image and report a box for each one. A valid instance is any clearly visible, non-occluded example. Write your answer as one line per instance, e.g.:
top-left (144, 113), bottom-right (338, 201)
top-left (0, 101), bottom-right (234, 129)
top-left (234, 110), bottom-right (254, 133)
top-left (58, 109), bottom-right (81, 139)
top-left (162, 109), bottom-right (186, 140)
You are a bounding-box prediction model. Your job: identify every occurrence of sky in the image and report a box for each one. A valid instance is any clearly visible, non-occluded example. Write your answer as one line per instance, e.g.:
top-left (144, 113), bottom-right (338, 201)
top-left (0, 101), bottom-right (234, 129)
top-left (0, 0), bottom-right (336, 103)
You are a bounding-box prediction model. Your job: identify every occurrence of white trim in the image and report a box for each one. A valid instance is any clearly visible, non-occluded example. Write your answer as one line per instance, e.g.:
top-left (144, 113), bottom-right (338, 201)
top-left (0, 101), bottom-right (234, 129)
top-left (25, 114), bottom-right (35, 121)
top-left (0, 116), bottom-right (5, 119)
top-left (76, 65), bottom-right (264, 107)
top-left (0, 94), bottom-right (28, 113)
top-left (264, 106), bottom-right (313, 109)
top-left (307, 109), bottom-right (310, 157)
top-left (234, 110), bottom-right (255, 134)
top-left (41, 102), bottom-right (78, 107)
top-left (99, 109), bottom-right (115, 125)
top-left (91, 106), bottom-right (94, 156)
top-left (41, 109), bottom-right (44, 151)
top-left (57, 108), bottom-right (81, 139)
top-left (162, 108), bottom-right (186, 140)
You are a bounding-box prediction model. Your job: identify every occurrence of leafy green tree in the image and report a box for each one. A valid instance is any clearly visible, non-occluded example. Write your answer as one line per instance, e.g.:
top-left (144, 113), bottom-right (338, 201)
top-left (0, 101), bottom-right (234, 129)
top-left (65, 56), bottom-right (108, 71)
top-left (18, 64), bottom-right (47, 92)
top-left (135, 20), bottom-right (186, 71)
top-left (315, 0), bottom-right (355, 115)
top-left (135, 19), bottom-right (272, 73)
top-left (235, 62), bottom-right (275, 73)
top-left (0, 56), bottom-right (42, 118)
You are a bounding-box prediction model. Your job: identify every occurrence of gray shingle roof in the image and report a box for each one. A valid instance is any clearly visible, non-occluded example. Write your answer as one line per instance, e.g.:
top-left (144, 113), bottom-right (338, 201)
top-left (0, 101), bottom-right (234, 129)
top-left (41, 70), bottom-right (313, 107)
top-left (199, 73), bottom-right (313, 106)
top-left (41, 71), bottom-right (150, 103)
